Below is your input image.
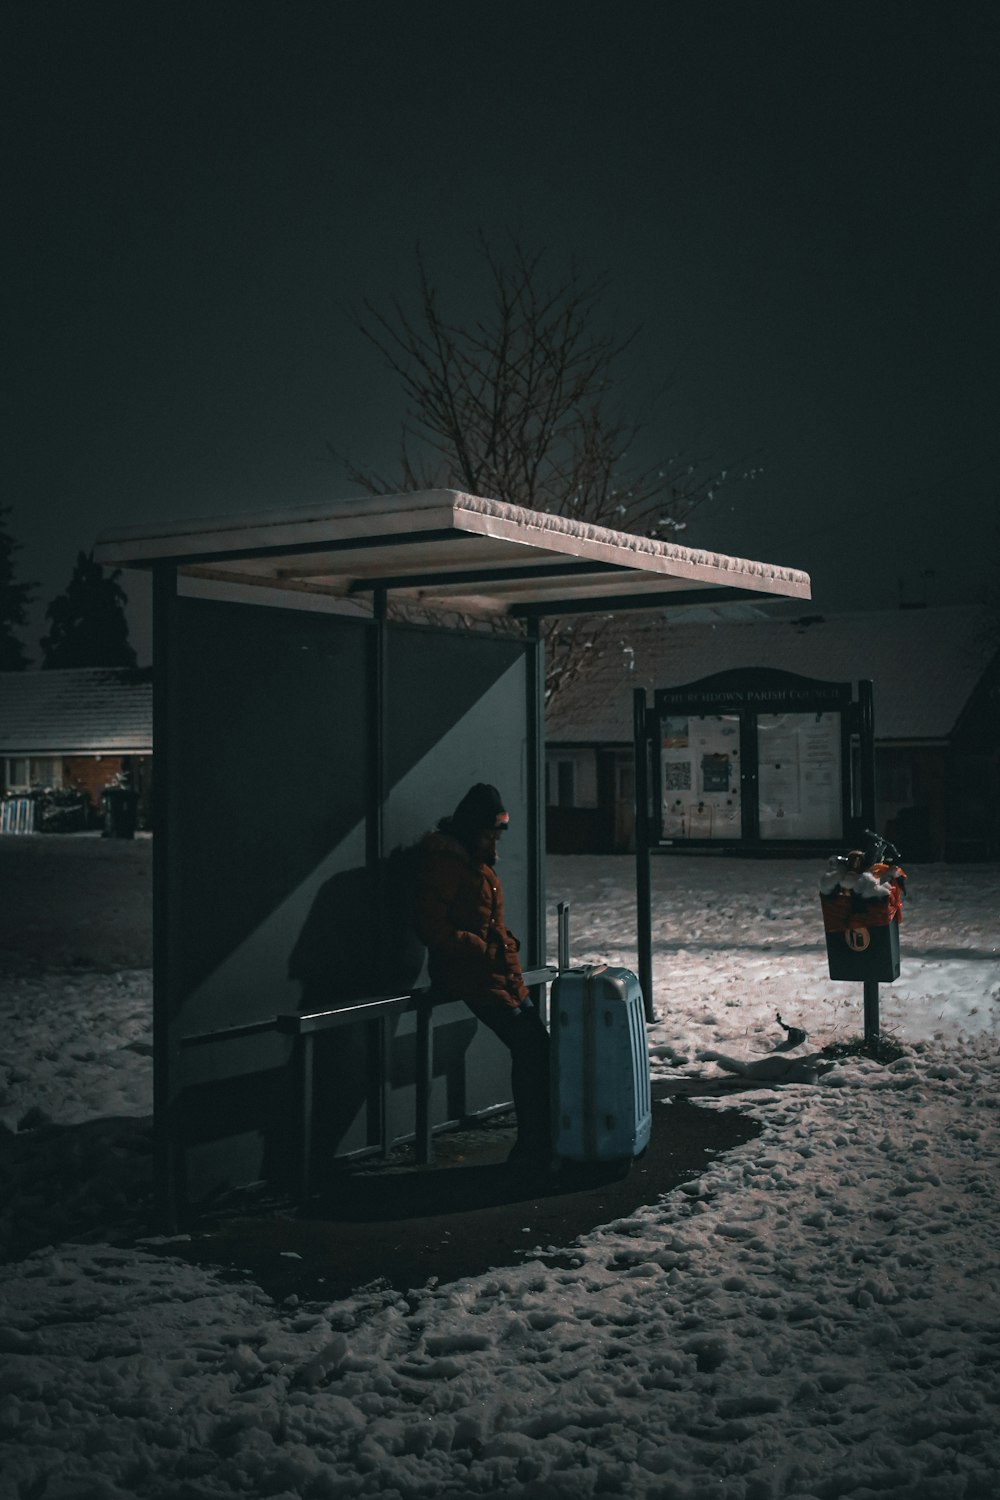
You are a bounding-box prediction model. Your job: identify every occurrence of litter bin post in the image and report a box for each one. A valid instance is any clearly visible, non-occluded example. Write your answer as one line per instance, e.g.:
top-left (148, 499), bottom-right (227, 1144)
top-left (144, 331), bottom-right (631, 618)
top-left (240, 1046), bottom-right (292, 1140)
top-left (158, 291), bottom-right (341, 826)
top-left (819, 833), bottom-right (906, 1052)
top-left (863, 979), bottom-right (880, 1048)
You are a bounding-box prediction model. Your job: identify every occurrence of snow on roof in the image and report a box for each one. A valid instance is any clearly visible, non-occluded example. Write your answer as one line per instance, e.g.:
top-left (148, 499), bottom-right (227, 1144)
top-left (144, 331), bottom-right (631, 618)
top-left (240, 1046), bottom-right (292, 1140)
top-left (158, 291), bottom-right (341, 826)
top-left (93, 490), bottom-right (811, 616)
top-left (546, 605), bottom-right (991, 744)
top-left (0, 668), bottom-right (153, 756)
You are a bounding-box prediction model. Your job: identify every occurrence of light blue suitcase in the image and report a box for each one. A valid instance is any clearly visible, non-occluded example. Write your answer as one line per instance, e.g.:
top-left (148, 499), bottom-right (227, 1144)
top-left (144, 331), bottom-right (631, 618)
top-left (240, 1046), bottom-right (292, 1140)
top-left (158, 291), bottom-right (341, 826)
top-left (550, 959), bottom-right (652, 1166)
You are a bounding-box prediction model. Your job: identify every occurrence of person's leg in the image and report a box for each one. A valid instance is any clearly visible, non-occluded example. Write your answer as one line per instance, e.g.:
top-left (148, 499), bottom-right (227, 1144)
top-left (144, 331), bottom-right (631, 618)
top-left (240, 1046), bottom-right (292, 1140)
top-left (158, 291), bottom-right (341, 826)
top-left (506, 1005), bottom-right (551, 1154)
top-left (467, 999), bottom-right (551, 1157)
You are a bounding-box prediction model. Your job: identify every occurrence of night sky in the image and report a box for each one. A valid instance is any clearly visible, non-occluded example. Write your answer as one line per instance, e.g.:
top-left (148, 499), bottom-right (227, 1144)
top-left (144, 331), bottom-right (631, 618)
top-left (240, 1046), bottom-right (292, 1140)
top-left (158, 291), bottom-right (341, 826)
top-left (6, 1), bottom-right (998, 664)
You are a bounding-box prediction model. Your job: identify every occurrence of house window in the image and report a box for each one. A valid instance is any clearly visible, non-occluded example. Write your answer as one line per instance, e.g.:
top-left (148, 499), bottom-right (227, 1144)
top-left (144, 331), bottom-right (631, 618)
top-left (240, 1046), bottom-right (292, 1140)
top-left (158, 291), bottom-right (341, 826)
top-left (877, 760), bottom-right (913, 807)
top-left (5, 757), bottom-right (63, 791)
top-left (546, 759), bottom-right (573, 806)
top-left (546, 751), bottom-right (598, 808)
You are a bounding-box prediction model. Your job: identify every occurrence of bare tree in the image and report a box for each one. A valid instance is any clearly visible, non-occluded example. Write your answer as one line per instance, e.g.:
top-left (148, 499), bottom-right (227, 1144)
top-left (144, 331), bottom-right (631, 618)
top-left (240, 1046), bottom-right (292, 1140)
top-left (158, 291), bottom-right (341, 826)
top-left (337, 239), bottom-right (743, 701)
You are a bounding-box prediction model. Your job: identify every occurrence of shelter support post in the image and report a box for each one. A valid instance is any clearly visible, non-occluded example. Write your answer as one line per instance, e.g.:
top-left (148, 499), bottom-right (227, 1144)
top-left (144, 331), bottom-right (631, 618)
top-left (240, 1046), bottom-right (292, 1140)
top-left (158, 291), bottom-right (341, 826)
top-left (369, 587), bottom-right (388, 977)
top-left (633, 689), bottom-right (655, 1023)
top-left (857, 678), bottom-right (876, 832)
top-left (367, 1017), bottom-right (392, 1158)
top-left (526, 618), bottom-right (546, 1006)
top-left (151, 561), bottom-right (179, 1233)
top-left (297, 1031), bottom-right (315, 1201)
top-left (415, 996), bottom-right (434, 1165)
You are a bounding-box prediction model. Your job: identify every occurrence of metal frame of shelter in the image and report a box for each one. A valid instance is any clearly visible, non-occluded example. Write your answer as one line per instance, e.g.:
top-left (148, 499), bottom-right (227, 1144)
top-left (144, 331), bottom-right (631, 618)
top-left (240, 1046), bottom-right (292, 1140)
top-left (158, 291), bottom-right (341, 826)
top-left (95, 491), bottom-right (811, 1228)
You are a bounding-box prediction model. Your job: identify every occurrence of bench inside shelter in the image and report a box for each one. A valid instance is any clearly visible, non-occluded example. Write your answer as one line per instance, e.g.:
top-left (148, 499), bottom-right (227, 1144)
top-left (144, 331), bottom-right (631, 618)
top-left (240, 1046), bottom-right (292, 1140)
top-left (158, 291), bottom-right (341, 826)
top-left (179, 967), bottom-right (558, 1204)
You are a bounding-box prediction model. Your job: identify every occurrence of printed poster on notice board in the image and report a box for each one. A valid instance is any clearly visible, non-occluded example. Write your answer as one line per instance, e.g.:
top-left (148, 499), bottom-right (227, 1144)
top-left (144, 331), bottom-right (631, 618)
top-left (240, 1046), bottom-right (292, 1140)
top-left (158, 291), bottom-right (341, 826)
top-left (662, 714), bottom-right (741, 839)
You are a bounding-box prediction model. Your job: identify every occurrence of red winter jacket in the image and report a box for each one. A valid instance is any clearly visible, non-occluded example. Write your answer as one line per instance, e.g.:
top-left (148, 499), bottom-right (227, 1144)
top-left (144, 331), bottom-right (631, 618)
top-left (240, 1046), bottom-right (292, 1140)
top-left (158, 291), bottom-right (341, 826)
top-left (413, 831), bottom-right (528, 1011)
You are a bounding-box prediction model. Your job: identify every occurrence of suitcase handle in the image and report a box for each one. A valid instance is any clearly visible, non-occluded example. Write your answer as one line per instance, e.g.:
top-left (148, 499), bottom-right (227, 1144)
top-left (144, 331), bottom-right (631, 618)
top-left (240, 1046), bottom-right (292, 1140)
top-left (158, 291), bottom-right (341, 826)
top-left (558, 901), bottom-right (571, 972)
top-left (558, 904), bottom-right (609, 981)
top-left (557, 904), bottom-right (610, 981)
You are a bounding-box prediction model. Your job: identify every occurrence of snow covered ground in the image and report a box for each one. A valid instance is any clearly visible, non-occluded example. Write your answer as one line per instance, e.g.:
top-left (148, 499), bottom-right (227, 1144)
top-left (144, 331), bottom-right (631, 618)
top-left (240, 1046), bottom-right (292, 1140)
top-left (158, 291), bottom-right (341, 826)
top-left (2, 849), bottom-right (999, 1498)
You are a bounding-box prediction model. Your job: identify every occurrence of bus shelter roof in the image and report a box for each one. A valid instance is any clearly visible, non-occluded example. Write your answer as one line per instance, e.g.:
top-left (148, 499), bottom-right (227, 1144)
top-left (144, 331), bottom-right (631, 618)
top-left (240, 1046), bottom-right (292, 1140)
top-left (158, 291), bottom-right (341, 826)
top-left (94, 489), bottom-right (811, 617)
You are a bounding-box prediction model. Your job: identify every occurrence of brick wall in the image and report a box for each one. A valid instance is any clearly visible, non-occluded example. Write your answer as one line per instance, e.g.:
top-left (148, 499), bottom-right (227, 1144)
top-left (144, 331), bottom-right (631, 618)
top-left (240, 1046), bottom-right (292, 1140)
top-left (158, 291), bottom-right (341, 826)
top-left (63, 756), bottom-right (125, 807)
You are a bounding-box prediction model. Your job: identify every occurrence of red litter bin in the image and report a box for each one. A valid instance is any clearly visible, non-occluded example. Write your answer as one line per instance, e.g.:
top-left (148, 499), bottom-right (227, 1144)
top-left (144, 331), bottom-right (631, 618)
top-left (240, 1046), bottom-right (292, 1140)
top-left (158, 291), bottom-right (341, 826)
top-left (820, 849), bottom-right (905, 983)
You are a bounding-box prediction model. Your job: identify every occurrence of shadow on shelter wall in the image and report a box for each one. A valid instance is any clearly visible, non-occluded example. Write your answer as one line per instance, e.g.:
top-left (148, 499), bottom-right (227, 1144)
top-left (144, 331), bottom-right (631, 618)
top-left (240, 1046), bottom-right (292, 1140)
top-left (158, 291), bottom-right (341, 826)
top-left (163, 599), bottom-right (532, 1205)
top-left (166, 599), bottom-right (372, 1205)
top-left (287, 850), bottom-right (428, 1009)
top-left (167, 599), bottom-right (372, 1012)
top-left (284, 853), bottom-right (432, 1163)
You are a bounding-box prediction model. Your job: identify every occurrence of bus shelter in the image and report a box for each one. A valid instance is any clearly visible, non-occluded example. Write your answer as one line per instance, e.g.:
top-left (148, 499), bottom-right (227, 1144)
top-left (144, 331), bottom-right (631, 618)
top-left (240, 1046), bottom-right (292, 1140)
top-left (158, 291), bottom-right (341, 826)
top-left (95, 490), bottom-right (810, 1227)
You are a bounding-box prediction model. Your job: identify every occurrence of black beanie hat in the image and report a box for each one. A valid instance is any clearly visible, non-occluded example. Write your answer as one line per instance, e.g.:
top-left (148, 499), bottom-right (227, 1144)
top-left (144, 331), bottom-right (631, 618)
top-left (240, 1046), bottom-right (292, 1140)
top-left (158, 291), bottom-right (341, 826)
top-left (451, 783), bottom-right (509, 836)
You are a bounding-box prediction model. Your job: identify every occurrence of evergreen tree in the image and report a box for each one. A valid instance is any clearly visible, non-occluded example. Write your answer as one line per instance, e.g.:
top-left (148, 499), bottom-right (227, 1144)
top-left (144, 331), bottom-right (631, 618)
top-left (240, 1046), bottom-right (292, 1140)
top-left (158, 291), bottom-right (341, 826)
top-left (41, 551), bottom-right (137, 669)
top-left (0, 506), bottom-right (36, 671)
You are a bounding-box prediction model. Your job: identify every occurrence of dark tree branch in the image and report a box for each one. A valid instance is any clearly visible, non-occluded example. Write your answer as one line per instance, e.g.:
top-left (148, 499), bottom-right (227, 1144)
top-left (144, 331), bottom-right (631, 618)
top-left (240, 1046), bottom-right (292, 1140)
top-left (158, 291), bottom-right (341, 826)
top-left (336, 237), bottom-right (748, 702)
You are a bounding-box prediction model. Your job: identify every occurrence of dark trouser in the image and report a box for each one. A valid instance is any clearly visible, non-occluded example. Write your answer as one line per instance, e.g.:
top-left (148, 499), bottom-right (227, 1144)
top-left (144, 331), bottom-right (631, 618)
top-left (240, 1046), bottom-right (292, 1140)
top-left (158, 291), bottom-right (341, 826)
top-left (467, 997), bottom-right (551, 1153)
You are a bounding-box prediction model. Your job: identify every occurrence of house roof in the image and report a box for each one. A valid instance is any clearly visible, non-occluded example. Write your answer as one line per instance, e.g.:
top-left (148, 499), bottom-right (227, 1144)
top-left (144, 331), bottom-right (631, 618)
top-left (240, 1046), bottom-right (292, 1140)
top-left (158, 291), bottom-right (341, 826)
top-left (93, 490), bottom-right (811, 617)
top-left (546, 605), bottom-right (991, 744)
top-left (0, 669), bottom-right (153, 756)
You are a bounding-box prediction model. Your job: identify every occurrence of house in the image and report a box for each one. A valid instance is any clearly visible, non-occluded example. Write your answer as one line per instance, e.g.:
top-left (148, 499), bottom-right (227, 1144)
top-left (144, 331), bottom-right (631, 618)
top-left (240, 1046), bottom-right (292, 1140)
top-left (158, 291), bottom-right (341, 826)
top-left (0, 667), bottom-right (153, 831)
top-left (545, 605), bottom-right (1000, 861)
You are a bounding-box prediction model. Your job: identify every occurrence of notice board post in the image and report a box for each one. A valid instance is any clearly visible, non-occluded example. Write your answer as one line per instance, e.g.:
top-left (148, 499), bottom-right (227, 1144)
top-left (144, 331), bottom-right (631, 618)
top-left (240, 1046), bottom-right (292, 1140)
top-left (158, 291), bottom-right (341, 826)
top-left (633, 689), bottom-right (655, 1022)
